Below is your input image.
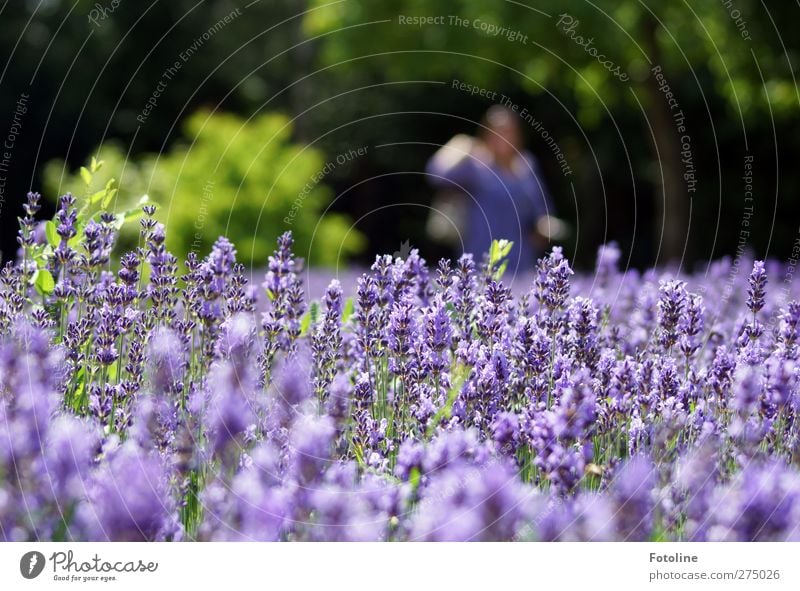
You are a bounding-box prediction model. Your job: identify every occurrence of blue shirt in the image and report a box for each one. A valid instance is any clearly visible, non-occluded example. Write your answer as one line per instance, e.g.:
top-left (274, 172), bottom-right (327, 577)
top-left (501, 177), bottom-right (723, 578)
top-left (426, 147), bottom-right (554, 270)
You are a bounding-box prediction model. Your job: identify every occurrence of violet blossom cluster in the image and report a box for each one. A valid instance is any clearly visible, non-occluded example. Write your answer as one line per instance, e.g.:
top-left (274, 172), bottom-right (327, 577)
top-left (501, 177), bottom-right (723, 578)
top-left (2, 193), bottom-right (800, 542)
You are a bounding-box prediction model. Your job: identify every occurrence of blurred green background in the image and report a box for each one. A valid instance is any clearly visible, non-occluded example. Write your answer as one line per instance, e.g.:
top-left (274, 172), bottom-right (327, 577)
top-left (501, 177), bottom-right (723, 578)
top-left (1, 0), bottom-right (798, 269)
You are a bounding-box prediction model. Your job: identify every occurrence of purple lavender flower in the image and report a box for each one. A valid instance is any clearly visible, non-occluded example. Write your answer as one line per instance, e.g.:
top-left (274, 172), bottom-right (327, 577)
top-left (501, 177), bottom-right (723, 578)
top-left (778, 301), bottom-right (800, 354)
top-left (312, 280), bottom-right (343, 400)
top-left (17, 192), bottom-right (41, 283)
top-left (6, 192), bottom-right (800, 544)
top-left (394, 438), bottom-right (425, 480)
top-left (289, 415), bottom-right (335, 486)
top-left (452, 254), bottom-right (477, 347)
top-left (536, 495), bottom-right (616, 541)
top-left (147, 326), bottom-right (185, 396)
top-left (706, 460), bottom-right (800, 541)
top-left (207, 360), bottom-right (258, 460)
top-left (678, 292), bottom-right (704, 360)
top-left (145, 222), bottom-right (179, 326)
top-left (609, 455), bottom-right (656, 541)
top-left (534, 247), bottom-right (573, 314)
top-left (54, 194), bottom-right (78, 265)
top-left (657, 279), bottom-right (687, 351)
top-left (198, 442), bottom-right (289, 541)
top-left (260, 233), bottom-right (306, 380)
top-left (491, 411), bottom-right (520, 453)
top-left (595, 241), bottom-right (621, 289)
top-left (568, 297), bottom-right (600, 368)
top-left (80, 442), bottom-right (178, 541)
top-left (674, 439), bottom-right (719, 541)
top-left (410, 461), bottom-right (529, 541)
top-left (307, 483), bottom-right (387, 541)
top-left (746, 260), bottom-right (767, 315)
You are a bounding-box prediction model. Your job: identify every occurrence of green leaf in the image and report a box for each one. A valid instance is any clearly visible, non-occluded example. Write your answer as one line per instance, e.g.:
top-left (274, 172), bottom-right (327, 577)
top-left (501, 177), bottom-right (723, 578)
top-left (444, 302), bottom-right (456, 316)
top-left (106, 360), bottom-right (118, 382)
top-left (409, 467), bottom-right (421, 490)
top-left (45, 221), bottom-right (60, 247)
top-left (102, 187), bottom-right (118, 210)
top-left (113, 204), bottom-right (149, 230)
top-left (31, 244), bottom-right (48, 264)
top-left (299, 312), bottom-right (311, 336)
top-left (341, 296), bottom-right (355, 324)
top-left (353, 442), bottom-right (364, 467)
top-left (426, 362), bottom-right (470, 436)
top-left (90, 157), bottom-right (104, 173)
top-left (489, 239), bottom-right (513, 266)
top-left (88, 188), bottom-right (106, 205)
top-left (79, 166), bottom-right (92, 186)
top-left (300, 301), bottom-right (321, 336)
top-left (70, 366), bottom-right (87, 413)
top-left (86, 178), bottom-right (118, 209)
top-left (493, 260), bottom-right (509, 281)
top-left (488, 239), bottom-right (513, 280)
top-left (34, 269), bottom-right (55, 296)
top-left (101, 179), bottom-right (117, 209)
top-left (66, 221), bottom-right (85, 249)
top-left (110, 195), bottom-right (156, 230)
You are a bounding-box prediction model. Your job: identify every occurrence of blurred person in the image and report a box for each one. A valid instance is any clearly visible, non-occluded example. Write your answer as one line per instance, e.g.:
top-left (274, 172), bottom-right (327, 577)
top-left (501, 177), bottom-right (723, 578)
top-left (426, 105), bottom-right (564, 269)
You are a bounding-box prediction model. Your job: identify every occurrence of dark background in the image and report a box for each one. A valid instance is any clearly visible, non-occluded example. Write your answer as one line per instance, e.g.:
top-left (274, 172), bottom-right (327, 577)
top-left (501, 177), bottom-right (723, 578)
top-left (1, 0), bottom-right (798, 270)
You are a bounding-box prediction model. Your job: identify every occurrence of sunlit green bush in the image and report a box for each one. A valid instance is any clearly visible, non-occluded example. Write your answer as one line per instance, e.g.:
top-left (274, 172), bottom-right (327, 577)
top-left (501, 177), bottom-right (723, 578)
top-left (45, 110), bottom-right (364, 267)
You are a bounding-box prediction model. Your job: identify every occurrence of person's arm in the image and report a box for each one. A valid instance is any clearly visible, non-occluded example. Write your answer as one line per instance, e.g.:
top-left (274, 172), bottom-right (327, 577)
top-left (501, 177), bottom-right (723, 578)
top-left (426, 134), bottom-right (477, 188)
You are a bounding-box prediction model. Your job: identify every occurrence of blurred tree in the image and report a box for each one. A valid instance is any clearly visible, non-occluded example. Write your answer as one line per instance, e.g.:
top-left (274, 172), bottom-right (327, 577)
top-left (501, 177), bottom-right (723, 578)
top-left (1, 0), bottom-right (799, 267)
top-left (0, 0), bottom-right (319, 260)
top-left (45, 110), bottom-right (364, 267)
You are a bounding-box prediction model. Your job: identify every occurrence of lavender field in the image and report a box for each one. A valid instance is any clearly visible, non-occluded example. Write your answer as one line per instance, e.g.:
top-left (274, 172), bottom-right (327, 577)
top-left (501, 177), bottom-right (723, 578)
top-left (2, 191), bottom-right (800, 542)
